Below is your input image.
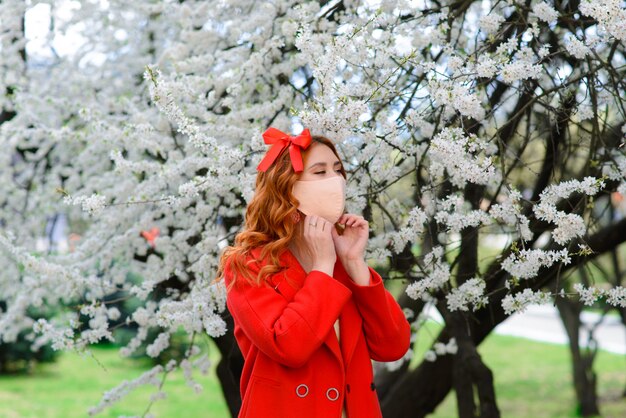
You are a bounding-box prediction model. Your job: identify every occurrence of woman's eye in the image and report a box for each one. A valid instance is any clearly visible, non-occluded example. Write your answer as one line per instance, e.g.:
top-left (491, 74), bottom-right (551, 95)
top-left (315, 171), bottom-right (325, 175)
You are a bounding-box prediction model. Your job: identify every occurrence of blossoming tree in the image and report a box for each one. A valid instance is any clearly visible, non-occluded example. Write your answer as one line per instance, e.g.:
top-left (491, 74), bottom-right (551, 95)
top-left (1, 0), bottom-right (625, 417)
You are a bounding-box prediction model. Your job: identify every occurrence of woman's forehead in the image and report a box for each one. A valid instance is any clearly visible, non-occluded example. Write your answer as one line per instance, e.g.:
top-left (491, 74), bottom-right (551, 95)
top-left (303, 142), bottom-right (340, 165)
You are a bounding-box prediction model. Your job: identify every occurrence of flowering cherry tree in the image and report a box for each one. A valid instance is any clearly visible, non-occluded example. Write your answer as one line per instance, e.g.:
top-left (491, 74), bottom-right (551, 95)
top-left (1, 0), bottom-right (626, 417)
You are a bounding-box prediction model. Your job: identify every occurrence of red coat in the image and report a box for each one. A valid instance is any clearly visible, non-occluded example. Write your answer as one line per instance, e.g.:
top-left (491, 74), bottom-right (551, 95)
top-left (224, 247), bottom-right (411, 418)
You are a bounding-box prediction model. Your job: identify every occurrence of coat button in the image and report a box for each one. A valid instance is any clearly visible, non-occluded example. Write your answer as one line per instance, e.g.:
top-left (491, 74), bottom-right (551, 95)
top-left (326, 387), bottom-right (340, 401)
top-left (296, 384), bottom-right (309, 398)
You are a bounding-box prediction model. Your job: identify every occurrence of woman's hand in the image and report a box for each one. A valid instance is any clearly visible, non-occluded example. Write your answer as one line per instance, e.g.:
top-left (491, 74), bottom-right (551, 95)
top-left (331, 214), bottom-right (371, 285)
top-left (332, 214), bottom-right (368, 261)
top-left (303, 214), bottom-right (336, 276)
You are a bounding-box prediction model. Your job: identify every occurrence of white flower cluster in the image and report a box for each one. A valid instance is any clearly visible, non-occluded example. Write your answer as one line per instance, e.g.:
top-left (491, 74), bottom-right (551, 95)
top-left (428, 79), bottom-right (486, 121)
top-left (565, 35), bottom-right (591, 59)
top-left (500, 57), bottom-right (543, 84)
top-left (88, 362), bottom-right (170, 416)
top-left (573, 283), bottom-right (626, 307)
top-left (77, 302), bottom-right (116, 347)
top-left (406, 247), bottom-right (451, 301)
top-left (31, 318), bottom-right (76, 351)
top-left (501, 248), bottom-right (571, 280)
top-left (475, 55), bottom-right (498, 78)
top-left (0, 233), bottom-right (95, 344)
top-left (146, 331), bottom-right (170, 358)
top-left (534, 177), bottom-right (604, 245)
top-left (424, 337), bottom-right (458, 362)
top-left (579, 0), bottom-right (626, 41)
top-left (428, 128), bottom-right (499, 188)
top-left (434, 194), bottom-right (490, 234)
top-left (63, 193), bottom-right (108, 216)
top-left (120, 302), bottom-right (158, 357)
top-left (501, 288), bottom-right (552, 315)
top-left (446, 278), bottom-right (488, 312)
top-left (109, 149), bottom-right (161, 176)
top-left (532, 2), bottom-right (559, 23)
top-left (155, 281), bottom-right (227, 338)
top-left (489, 189), bottom-right (533, 241)
top-left (390, 206), bottom-right (428, 253)
top-left (602, 150), bottom-right (626, 181)
top-left (180, 346), bottom-right (211, 394)
top-left (479, 13), bottom-right (505, 35)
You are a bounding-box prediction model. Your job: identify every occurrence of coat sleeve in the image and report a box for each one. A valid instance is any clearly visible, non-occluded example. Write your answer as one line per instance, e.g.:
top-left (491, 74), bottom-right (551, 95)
top-left (224, 257), bottom-right (352, 368)
top-left (341, 266), bottom-right (411, 362)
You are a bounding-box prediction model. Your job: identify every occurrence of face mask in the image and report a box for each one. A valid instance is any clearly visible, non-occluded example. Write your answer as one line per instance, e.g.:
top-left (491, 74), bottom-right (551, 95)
top-left (292, 176), bottom-right (346, 224)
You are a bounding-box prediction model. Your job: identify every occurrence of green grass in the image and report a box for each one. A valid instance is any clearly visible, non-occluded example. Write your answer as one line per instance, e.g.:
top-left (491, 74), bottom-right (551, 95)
top-left (0, 339), bottom-right (230, 418)
top-left (411, 322), bottom-right (626, 418)
top-left (0, 327), bottom-right (624, 418)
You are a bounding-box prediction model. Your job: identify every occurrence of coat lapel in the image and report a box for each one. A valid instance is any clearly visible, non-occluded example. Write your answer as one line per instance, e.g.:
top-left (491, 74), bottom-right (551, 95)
top-left (333, 259), bottom-right (363, 369)
top-left (275, 249), bottom-right (362, 369)
top-left (322, 324), bottom-right (344, 369)
top-left (338, 298), bottom-right (362, 368)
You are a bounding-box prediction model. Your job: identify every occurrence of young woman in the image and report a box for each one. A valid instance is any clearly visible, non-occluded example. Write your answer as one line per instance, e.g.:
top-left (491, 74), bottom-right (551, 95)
top-left (217, 127), bottom-right (411, 418)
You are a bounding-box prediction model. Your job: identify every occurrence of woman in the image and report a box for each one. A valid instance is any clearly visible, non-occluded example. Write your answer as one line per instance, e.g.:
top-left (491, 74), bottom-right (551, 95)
top-left (217, 127), bottom-right (411, 418)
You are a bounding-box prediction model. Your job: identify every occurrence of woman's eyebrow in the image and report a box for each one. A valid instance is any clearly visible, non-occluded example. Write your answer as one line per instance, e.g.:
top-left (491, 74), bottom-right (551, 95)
top-left (308, 161), bottom-right (342, 169)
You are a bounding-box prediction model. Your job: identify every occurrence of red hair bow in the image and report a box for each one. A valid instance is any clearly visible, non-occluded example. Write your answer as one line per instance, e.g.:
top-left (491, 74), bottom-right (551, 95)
top-left (257, 127), bottom-right (312, 172)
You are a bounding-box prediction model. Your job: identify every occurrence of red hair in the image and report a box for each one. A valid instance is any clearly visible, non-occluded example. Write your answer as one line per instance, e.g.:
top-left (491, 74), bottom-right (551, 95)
top-left (216, 135), bottom-right (347, 289)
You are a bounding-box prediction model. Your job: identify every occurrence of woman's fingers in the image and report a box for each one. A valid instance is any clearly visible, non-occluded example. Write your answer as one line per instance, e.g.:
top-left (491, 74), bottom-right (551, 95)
top-left (304, 215), bottom-right (331, 233)
top-left (338, 213), bottom-right (368, 228)
top-left (302, 215), bottom-right (336, 271)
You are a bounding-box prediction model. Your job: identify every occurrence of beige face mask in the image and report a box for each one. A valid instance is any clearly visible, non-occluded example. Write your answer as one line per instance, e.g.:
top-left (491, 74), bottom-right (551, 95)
top-left (292, 176), bottom-right (346, 224)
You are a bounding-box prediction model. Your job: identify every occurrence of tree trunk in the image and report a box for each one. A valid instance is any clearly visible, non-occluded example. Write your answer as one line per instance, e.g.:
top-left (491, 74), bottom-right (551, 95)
top-left (380, 330), bottom-right (456, 418)
top-left (555, 296), bottom-right (600, 417)
top-left (374, 292), bottom-right (425, 399)
top-left (446, 305), bottom-right (500, 418)
top-left (212, 308), bottom-right (244, 418)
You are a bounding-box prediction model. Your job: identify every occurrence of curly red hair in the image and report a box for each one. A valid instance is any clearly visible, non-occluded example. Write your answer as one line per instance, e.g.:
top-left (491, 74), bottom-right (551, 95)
top-left (216, 135), bottom-right (347, 289)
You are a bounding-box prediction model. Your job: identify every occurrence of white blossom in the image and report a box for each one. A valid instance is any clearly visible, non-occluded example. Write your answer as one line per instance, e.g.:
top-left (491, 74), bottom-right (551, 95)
top-left (146, 331), bottom-right (170, 358)
top-left (532, 2), bottom-right (559, 23)
top-left (501, 289), bottom-right (552, 315)
top-left (390, 206), bottom-right (428, 252)
top-left (573, 283), bottom-right (603, 306)
top-left (428, 128), bottom-right (499, 188)
top-left (571, 283), bottom-right (626, 308)
top-left (606, 286), bottom-right (626, 308)
top-left (406, 247), bottom-right (451, 301)
top-left (479, 13), bottom-right (505, 34)
top-left (534, 177), bottom-right (604, 245)
top-left (502, 248), bottom-right (571, 280)
top-left (579, 0), bottom-right (626, 41)
top-left (88, 364), bottom-right (167, 416)
top-left (63, 193), bottom-right (108, 216)
top-left (446, 278), bottom-right (488, 312)
top-left (423, 338), bottom-right (457, 362)
top-left (428, 80), bottom-right (486, 121)
top-left (565, 36), bottom-right (591, 59)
